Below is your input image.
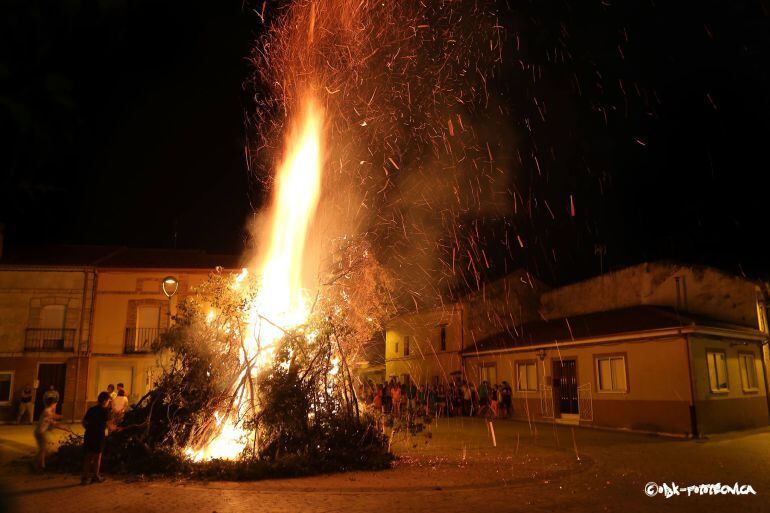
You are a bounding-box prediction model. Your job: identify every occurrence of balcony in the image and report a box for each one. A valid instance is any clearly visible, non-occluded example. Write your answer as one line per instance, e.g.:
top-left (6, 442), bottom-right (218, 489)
top-left (124, 327), bottom-right (166, 353)
top-left (25, 329), bottom-right (76, 352)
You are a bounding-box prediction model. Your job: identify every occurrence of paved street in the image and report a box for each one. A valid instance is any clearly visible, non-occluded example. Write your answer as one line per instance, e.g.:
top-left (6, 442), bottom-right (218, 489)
top-left (0, 418), bottom-right (768, 513)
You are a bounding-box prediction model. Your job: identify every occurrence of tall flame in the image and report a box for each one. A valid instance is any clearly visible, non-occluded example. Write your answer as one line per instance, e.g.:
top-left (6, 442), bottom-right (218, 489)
top-left (256, 98), bottom-right (323, 337)
top-left (185, 98), bottom-right (323, 461)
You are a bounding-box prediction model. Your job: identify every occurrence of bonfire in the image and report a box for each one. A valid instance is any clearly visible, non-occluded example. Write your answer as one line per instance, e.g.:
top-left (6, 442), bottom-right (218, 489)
top-left (53, 0), bottom-right (502, 478)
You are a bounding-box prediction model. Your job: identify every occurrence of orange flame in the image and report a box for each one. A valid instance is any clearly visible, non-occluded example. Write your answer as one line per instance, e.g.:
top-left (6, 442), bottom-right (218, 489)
top-left (185, 98), bottom-right (324, 461)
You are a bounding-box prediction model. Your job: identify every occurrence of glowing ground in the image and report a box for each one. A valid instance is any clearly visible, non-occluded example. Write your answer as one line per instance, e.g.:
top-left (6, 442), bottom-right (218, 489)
top-left (1, 418), bottom-right (767, 513)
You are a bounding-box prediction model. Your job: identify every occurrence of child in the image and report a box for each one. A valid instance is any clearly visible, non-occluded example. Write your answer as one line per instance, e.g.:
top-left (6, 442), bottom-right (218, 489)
top-left (34, 396), bottom-right (64, 471)
top-left (81, 391), bottom-right (117, 484)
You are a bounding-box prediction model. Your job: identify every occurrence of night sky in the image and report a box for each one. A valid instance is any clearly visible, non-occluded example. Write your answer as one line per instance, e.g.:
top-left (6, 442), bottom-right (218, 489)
top-left (2, 0), bottom-right (769, 284)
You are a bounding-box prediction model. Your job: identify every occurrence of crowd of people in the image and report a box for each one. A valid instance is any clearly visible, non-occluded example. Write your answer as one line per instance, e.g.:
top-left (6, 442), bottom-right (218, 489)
top-left (358, 378), bottom-right (514, 420)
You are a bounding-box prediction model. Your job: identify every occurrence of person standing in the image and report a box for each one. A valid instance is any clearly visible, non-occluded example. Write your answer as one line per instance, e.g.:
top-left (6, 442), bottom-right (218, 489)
top-left (436, 385), bottom-right (447, 418)
top-left (490, 384), bottom-right (499, 418)
top-left (405, 380), bottom-right (418, 414)
top-left (111, 389), bottom-right (129, 420)
top-left (383, 381), bottom-right (391, 414)
top-left (81, 392), bottom-right (115, 484)
top-left (391, 381), bottom-right (402, 417)
top-left (34, 397), bottom-right (64, 471)
top-left (461, 382), bottom-right (472, 416)
top-left (501, 381), bottom-right (513, 418)
top-left (478, 381), bottom-right (490, 413)
top-left (106, 384), bottom-right (117, 400)
top-left (16, 385), bottom-right (34, 424)
top-left (470, 383), bottom-right (479, 416)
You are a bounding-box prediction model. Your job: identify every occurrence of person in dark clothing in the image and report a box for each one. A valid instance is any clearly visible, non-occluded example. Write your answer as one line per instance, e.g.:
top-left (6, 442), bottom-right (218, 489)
top-left (501, 381), bottom-right (513, 418)
top-left (16, 385), bottom-right (34, 424)
top-left (81, 391), bottom-right (115, 484)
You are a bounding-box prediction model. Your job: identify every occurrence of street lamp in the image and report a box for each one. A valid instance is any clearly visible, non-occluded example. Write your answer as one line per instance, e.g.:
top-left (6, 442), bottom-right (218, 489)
top-left (161, 276), bottom-right (179, 328)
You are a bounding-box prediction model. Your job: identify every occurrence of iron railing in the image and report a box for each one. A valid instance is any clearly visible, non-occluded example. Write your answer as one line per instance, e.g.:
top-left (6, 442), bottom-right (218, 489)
top-left (24, 329), bottom-right (76, 351)
top-left (124, 327), bottom-right (165, 353)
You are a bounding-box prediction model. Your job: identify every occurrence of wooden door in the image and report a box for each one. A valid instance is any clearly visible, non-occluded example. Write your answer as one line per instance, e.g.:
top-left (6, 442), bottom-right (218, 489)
top-left (35, 363), bottom-right (67, 418)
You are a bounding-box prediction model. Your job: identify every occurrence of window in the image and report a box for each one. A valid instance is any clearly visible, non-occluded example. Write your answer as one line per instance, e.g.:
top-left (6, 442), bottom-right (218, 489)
top-left (394, 341), bottom-right (399, 354)
top-left (707, 351), bottom-right (729, 393)
top-left (739, 353), bottom-right (759, 392)
top-left (480, 363), bottom-right (497, 385)
top-left (40, 305), bottom-right (66, 330)
top-left (404, 336), bottom-right (411, 357)
top-left (439, 326), bottom-right (447, 352)
top-left (596, 356), bottom-right (628, 393)
top-left (516, 362), bottom-right (537, 391)
top-left (137, 305), bottom-right (161, 330)
top-left (0, 372), bottom-right (13, 403)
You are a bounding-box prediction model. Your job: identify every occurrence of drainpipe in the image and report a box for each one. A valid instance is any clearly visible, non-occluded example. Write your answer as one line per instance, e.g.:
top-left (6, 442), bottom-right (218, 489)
top-left (72, 268), bottom-right (89, 421)
top-left (756, 293), bottom-right (770, 425)
top-left (73, 268), bottom-right (97, 422)
top-left (759, 340), bottom-right (770, 425)
top-left (684, 334), bottom-right (700, 438)
top-left (82, 270), bottom-right (98, 416)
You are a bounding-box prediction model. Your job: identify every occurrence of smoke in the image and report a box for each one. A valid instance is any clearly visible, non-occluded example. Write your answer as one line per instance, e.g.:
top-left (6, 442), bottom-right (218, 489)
top-left (246, 0), bottom-right (510, 309)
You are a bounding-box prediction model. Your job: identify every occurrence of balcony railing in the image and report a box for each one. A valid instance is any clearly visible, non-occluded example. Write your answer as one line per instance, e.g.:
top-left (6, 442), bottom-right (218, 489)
top-left (25, 329), bottom-right (76, 352)
top-left (124, 327), bottom-right (166, 353)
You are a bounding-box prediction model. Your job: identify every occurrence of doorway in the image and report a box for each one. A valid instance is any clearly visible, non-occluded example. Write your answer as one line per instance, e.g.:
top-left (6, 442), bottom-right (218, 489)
top-left (35, 363), bottom-right (67, 418)
top-left (552, 359), bottom-right (578, 417)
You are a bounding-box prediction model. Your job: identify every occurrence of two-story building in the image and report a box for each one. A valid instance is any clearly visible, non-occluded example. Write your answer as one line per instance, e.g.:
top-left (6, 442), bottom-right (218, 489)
top-left (0, 245), bottom-right (238, 421)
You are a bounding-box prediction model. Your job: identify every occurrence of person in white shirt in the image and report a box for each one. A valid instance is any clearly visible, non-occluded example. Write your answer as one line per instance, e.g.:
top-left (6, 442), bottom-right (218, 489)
top-left (111, 389), bottom-right (129, 420)
top-left (35, 397), bottom-right (65, 471)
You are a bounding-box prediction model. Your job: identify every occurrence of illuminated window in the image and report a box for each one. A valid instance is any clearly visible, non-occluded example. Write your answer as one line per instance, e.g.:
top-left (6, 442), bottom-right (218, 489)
top-left (516, 362), bottom-right (537, 391)
top-left (707, 351), bottom-right (729, 393)
top-left (596, 356), bottom-right (627, 393)
top-left (739, 353), bottom-right (759, 392)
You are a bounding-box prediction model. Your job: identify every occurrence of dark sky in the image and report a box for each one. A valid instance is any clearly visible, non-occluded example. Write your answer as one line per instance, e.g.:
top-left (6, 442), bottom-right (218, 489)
top-left (1, 0), bottom-right (256, 252)
top-left (2, 0), bottom-right (769, 283)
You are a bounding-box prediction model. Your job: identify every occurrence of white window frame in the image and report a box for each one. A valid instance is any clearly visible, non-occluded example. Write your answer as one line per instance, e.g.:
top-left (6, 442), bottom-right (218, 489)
top-left (706, 351), bottom-right (729, 393)
top-left (516, 361), bottom-right (538, 392)
top-left (595, 355), bottom-right (628, 393)
top-left (0, 371), bottom-right (15, 405)
top-left (739, 353), bottom-right (759, 392)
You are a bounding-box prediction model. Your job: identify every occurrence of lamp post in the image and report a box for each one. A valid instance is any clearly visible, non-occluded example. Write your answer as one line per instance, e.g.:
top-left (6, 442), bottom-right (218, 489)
top-left (161, 276), bottom-right (179, 329)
